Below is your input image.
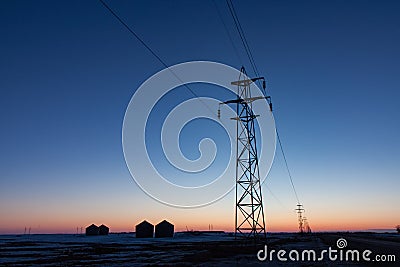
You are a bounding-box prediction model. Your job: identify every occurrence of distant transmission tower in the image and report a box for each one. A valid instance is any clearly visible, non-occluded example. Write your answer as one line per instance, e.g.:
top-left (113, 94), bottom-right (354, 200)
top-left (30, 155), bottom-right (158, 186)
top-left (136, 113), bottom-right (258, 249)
top-left (302, 216), bottom-right (312, 233)
top-left (219, 67), bottom-right (270, 239)
top-left (295, 204), bottom-right (305, 233)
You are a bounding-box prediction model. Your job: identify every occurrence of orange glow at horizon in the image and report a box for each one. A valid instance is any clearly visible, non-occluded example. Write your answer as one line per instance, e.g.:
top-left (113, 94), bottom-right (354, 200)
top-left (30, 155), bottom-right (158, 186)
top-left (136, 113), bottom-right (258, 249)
top-left (1, 184), bottom-right (398, 234)
top-left (1, 214), bottom-right (397, 234)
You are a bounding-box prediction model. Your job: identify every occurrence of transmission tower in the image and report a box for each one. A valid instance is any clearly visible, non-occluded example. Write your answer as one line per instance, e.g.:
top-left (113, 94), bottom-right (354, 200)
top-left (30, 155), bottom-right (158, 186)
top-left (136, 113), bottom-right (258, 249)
top-left (302, 216), bottom-right (312, 234)
top-left (295, 204), bottom-right (305, 233)
top-left (219, 67), bottom-right (271, 239)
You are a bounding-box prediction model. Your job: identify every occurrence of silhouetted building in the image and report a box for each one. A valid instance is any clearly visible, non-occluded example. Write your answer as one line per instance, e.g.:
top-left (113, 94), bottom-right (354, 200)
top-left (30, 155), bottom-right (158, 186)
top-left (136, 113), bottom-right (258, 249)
top-left (99, 224), bottom-right (109, 235)
top-left (155, 220), bottom-right (174, 238)
top-left (86, 224), bottom-right (99, 236)
top-left (136, 220), bottom-right (154, 238)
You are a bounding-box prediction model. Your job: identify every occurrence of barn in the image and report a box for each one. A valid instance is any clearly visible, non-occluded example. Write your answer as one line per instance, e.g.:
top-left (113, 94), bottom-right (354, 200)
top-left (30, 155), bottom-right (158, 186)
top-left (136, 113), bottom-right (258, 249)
top-left (135, 220), bottom-right (154, 238)
top-left (155, 220), bottom-right (174, 238)
top-left (99, 224), bottom-right (109, 235)
top-left (85, 224), bottom-right (99, 236)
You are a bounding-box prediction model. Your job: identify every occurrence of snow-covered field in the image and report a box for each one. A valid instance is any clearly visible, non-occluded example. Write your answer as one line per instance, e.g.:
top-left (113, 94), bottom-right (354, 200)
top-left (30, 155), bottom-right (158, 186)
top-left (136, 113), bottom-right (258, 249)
top-left (0, 232), bottom-right (398, 266)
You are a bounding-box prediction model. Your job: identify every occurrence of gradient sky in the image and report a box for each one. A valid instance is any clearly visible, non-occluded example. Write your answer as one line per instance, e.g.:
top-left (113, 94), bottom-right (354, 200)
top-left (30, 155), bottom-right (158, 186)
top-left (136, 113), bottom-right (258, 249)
top-left (1, 0), bottom-right (400, 234)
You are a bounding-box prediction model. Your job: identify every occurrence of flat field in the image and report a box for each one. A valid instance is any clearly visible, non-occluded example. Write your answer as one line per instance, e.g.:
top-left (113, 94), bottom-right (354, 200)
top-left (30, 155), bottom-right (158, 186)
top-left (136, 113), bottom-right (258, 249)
top-left (0, 232), bottom-right (398, 266)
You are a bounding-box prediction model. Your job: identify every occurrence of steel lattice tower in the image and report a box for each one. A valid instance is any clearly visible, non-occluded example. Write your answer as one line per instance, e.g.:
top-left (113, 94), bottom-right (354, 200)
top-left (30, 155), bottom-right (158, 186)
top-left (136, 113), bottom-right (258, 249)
top-left (296, 204), bottom-right (305, 234)
top-left (219, 67), bottom-right (270, 239)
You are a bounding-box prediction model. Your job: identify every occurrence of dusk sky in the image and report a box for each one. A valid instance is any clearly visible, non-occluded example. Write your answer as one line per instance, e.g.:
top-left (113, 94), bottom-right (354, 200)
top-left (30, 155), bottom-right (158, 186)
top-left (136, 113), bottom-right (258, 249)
top-left (1, 0), bottom-right (399, 234)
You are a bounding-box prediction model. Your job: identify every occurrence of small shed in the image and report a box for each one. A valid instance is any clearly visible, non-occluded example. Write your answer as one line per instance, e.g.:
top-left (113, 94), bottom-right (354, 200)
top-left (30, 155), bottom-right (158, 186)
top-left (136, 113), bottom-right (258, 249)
top-left (155, 220), bottom-right (174, 238)
top-left (99, 224), bottom-right (109, 235)
top-left (86, 224), bottom-right (99, 236)
top-left (135, 220), bottom-right (154, 238)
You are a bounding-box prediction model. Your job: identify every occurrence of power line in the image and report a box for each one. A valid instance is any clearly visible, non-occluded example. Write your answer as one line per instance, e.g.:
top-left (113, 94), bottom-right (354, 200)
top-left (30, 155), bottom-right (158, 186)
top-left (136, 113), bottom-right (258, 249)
top-left (276, 130), bottom-right (300, 204)
top-left (225, 0), bottom-right (257, 74)
top-left (212, 0), bottom-right (244, 66)
top-left (98, 0), bottom-right (217, 118)
top-left (265, 184), bottom-right (289, 210)
top-left (225, 0), bottom-right (263, 89)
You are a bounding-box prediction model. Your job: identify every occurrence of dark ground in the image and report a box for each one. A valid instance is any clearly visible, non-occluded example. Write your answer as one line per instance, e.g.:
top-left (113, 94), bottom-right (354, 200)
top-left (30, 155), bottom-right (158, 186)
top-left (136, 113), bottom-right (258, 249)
top-left (0, 232), bottom-right (398, 266)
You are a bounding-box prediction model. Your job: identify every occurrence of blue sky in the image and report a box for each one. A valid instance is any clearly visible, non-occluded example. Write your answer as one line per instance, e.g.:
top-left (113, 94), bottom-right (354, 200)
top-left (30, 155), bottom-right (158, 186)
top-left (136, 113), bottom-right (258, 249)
top-left (0, 0), bottom-right (399, 233)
